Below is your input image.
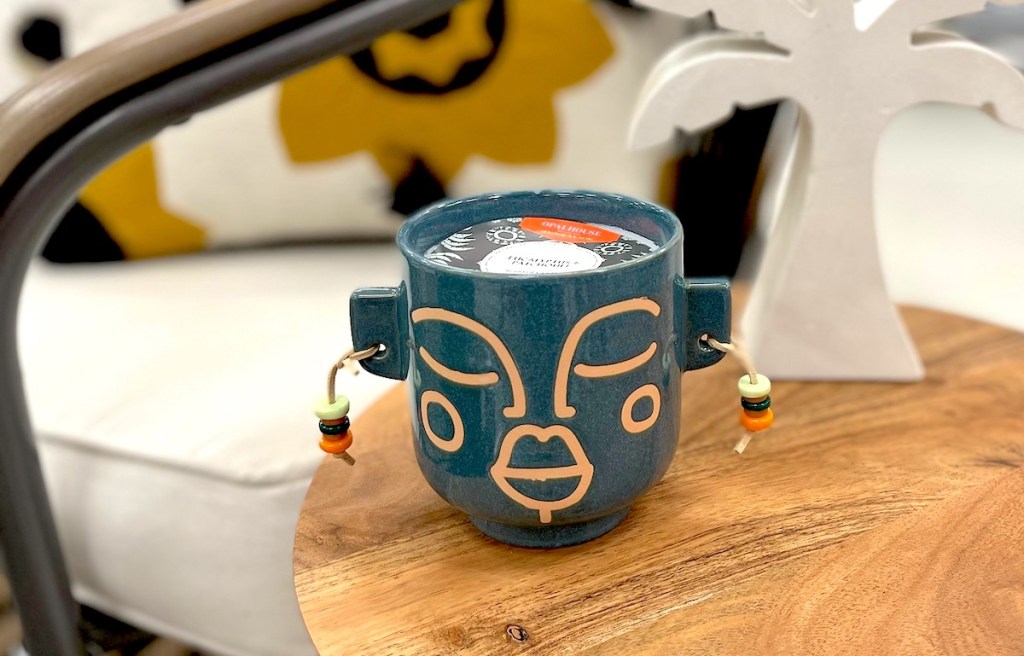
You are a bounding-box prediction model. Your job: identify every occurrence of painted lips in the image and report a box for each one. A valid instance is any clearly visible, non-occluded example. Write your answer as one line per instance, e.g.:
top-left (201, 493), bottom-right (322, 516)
top-left (489, 424), bottom-right (594, 524)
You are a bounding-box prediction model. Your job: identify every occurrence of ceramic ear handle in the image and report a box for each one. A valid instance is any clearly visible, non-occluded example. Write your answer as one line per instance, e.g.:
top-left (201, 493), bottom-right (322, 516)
top-left (675, 277), bottom-right (731, 372)
top-left (350, 284), bottom-right (410, 380)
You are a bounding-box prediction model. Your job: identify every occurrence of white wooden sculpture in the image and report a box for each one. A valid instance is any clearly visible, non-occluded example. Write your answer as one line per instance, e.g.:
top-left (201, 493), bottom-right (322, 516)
top-left (631, 0), bottom-right (1024, 380)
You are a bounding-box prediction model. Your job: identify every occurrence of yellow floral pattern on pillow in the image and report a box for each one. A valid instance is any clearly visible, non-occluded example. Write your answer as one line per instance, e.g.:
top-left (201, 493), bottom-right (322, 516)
top-left (66, 0), bottom-right (617, 259)
top-left (277, 0), bottom-right (613, 192)
top-left (79, 144), bottom-right (204, 259)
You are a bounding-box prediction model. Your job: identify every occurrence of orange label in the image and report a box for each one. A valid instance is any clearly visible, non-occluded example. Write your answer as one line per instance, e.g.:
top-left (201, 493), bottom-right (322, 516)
top-left (520, 217), bottom-right (620, 244)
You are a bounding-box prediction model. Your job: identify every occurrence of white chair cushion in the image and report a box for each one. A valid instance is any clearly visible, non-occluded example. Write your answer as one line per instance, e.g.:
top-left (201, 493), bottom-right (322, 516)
top-left (18, 245), bottom-right (404, 655)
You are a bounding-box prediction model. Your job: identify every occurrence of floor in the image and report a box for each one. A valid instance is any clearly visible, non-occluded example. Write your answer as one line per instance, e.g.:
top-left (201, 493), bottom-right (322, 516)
top-left (0, 576), bottom-right (17, 654)
top-left (0, 572), bottom-right (207, 656)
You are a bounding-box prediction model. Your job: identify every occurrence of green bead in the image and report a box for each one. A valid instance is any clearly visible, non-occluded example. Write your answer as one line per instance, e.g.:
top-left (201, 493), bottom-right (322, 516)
top-left (741, 396), bottom-right (772, 412)
top-left (316, 395), bottom-right (350, 420)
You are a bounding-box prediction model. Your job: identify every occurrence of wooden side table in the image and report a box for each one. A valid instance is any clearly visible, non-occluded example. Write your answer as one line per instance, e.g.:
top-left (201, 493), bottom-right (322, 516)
top-left (294, 307), bottom-right (1024, 655)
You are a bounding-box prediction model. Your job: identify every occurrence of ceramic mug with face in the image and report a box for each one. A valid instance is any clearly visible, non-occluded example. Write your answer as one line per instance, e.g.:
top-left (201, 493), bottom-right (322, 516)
top-left (350, 190), bottom-right (730, 548)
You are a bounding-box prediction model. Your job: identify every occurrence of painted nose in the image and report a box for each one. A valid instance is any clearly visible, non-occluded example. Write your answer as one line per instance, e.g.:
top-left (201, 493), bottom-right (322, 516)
top-left (489, 424), bottom-right (595, 524)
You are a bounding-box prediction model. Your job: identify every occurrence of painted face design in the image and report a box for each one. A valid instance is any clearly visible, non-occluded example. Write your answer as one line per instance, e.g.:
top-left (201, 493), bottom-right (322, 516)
top-left (413, 298), bottom-right (662, 524)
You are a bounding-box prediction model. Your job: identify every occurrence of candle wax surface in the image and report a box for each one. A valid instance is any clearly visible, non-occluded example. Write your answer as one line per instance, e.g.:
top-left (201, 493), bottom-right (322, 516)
top-left (423, 216), bottom-right (659, 275)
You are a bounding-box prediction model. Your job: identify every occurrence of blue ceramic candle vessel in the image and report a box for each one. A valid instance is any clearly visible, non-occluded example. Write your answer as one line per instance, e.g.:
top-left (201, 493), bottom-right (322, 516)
top-left (351, 190), bottom-right (730, 548)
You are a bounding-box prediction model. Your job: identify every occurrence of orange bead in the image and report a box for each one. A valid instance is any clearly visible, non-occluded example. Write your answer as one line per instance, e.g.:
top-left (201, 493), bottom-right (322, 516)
top-left (319, 431), bottom-right (353, 454)
top-left (739, 408), bottom-right (773, 432)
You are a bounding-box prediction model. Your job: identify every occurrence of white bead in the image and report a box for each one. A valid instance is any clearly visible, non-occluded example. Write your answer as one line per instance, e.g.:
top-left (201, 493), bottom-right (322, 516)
top-left (315, 396), bottom-right (350, 420)
top-left (738, 374), bottom-right (771, 399)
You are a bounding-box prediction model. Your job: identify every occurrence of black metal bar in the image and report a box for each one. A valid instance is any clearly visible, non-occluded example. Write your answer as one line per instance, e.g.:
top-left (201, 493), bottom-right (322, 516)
top-left (0, 0), bottom-right (459, 653)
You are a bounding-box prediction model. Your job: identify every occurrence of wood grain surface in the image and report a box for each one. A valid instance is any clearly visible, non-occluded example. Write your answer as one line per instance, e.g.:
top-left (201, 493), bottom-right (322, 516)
top-left (294, 307), bottom-right (1024, 655)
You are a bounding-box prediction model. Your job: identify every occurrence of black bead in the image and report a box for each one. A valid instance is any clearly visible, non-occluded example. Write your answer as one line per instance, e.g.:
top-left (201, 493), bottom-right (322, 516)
top-left (319, 417), bottom-right (350, 435)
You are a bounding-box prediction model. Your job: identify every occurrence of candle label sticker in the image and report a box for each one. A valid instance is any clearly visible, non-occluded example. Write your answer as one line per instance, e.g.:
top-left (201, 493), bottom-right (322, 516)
top-left (424, 216), bottom-right (658, 274)
top-left (520, 217), bottom-right (622, 243)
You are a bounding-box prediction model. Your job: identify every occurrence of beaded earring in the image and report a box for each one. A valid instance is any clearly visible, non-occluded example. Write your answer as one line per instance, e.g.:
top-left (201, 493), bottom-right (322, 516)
top-left (316, 395), bottom-right (354, 465)
top-left (705, 336), bottom-right (774, 454)
top-left (314, 345), bottom-right (380, 466)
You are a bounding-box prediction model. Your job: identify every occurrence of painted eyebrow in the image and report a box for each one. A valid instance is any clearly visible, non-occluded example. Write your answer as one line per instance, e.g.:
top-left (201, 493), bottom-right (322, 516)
top-left (555, 298), bottom-right (661, 419)
top-left (573, 342), bottom-right (658, 378)
top-left (411, 307), bottom-right (527, 418)
top-left (418, 347), bottom-right (499, 386)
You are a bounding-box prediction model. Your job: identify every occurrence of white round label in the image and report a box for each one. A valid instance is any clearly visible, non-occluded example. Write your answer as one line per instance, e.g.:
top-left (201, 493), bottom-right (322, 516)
top-left (479, 241), bottom-right (603, 275)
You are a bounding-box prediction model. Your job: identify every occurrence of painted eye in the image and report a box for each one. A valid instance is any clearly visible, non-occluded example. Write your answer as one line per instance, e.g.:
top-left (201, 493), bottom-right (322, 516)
top-left (573, 342), bottom-right (657, 379)
top-left (555, 298), bottom-right (661, 419)
top-left (412, 307), bottom-right (526, 418)
top-left (621, 384), bottom-right (661, 434)
top-left (420, 390), bottom-right (465, 452)
top-left (418, 345), bottom-right (499, 386)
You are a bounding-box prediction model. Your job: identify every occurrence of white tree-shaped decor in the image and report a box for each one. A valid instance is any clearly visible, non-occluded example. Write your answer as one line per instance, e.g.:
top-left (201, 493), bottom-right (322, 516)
top-left (632, 0), bottom-right (1024, 380)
